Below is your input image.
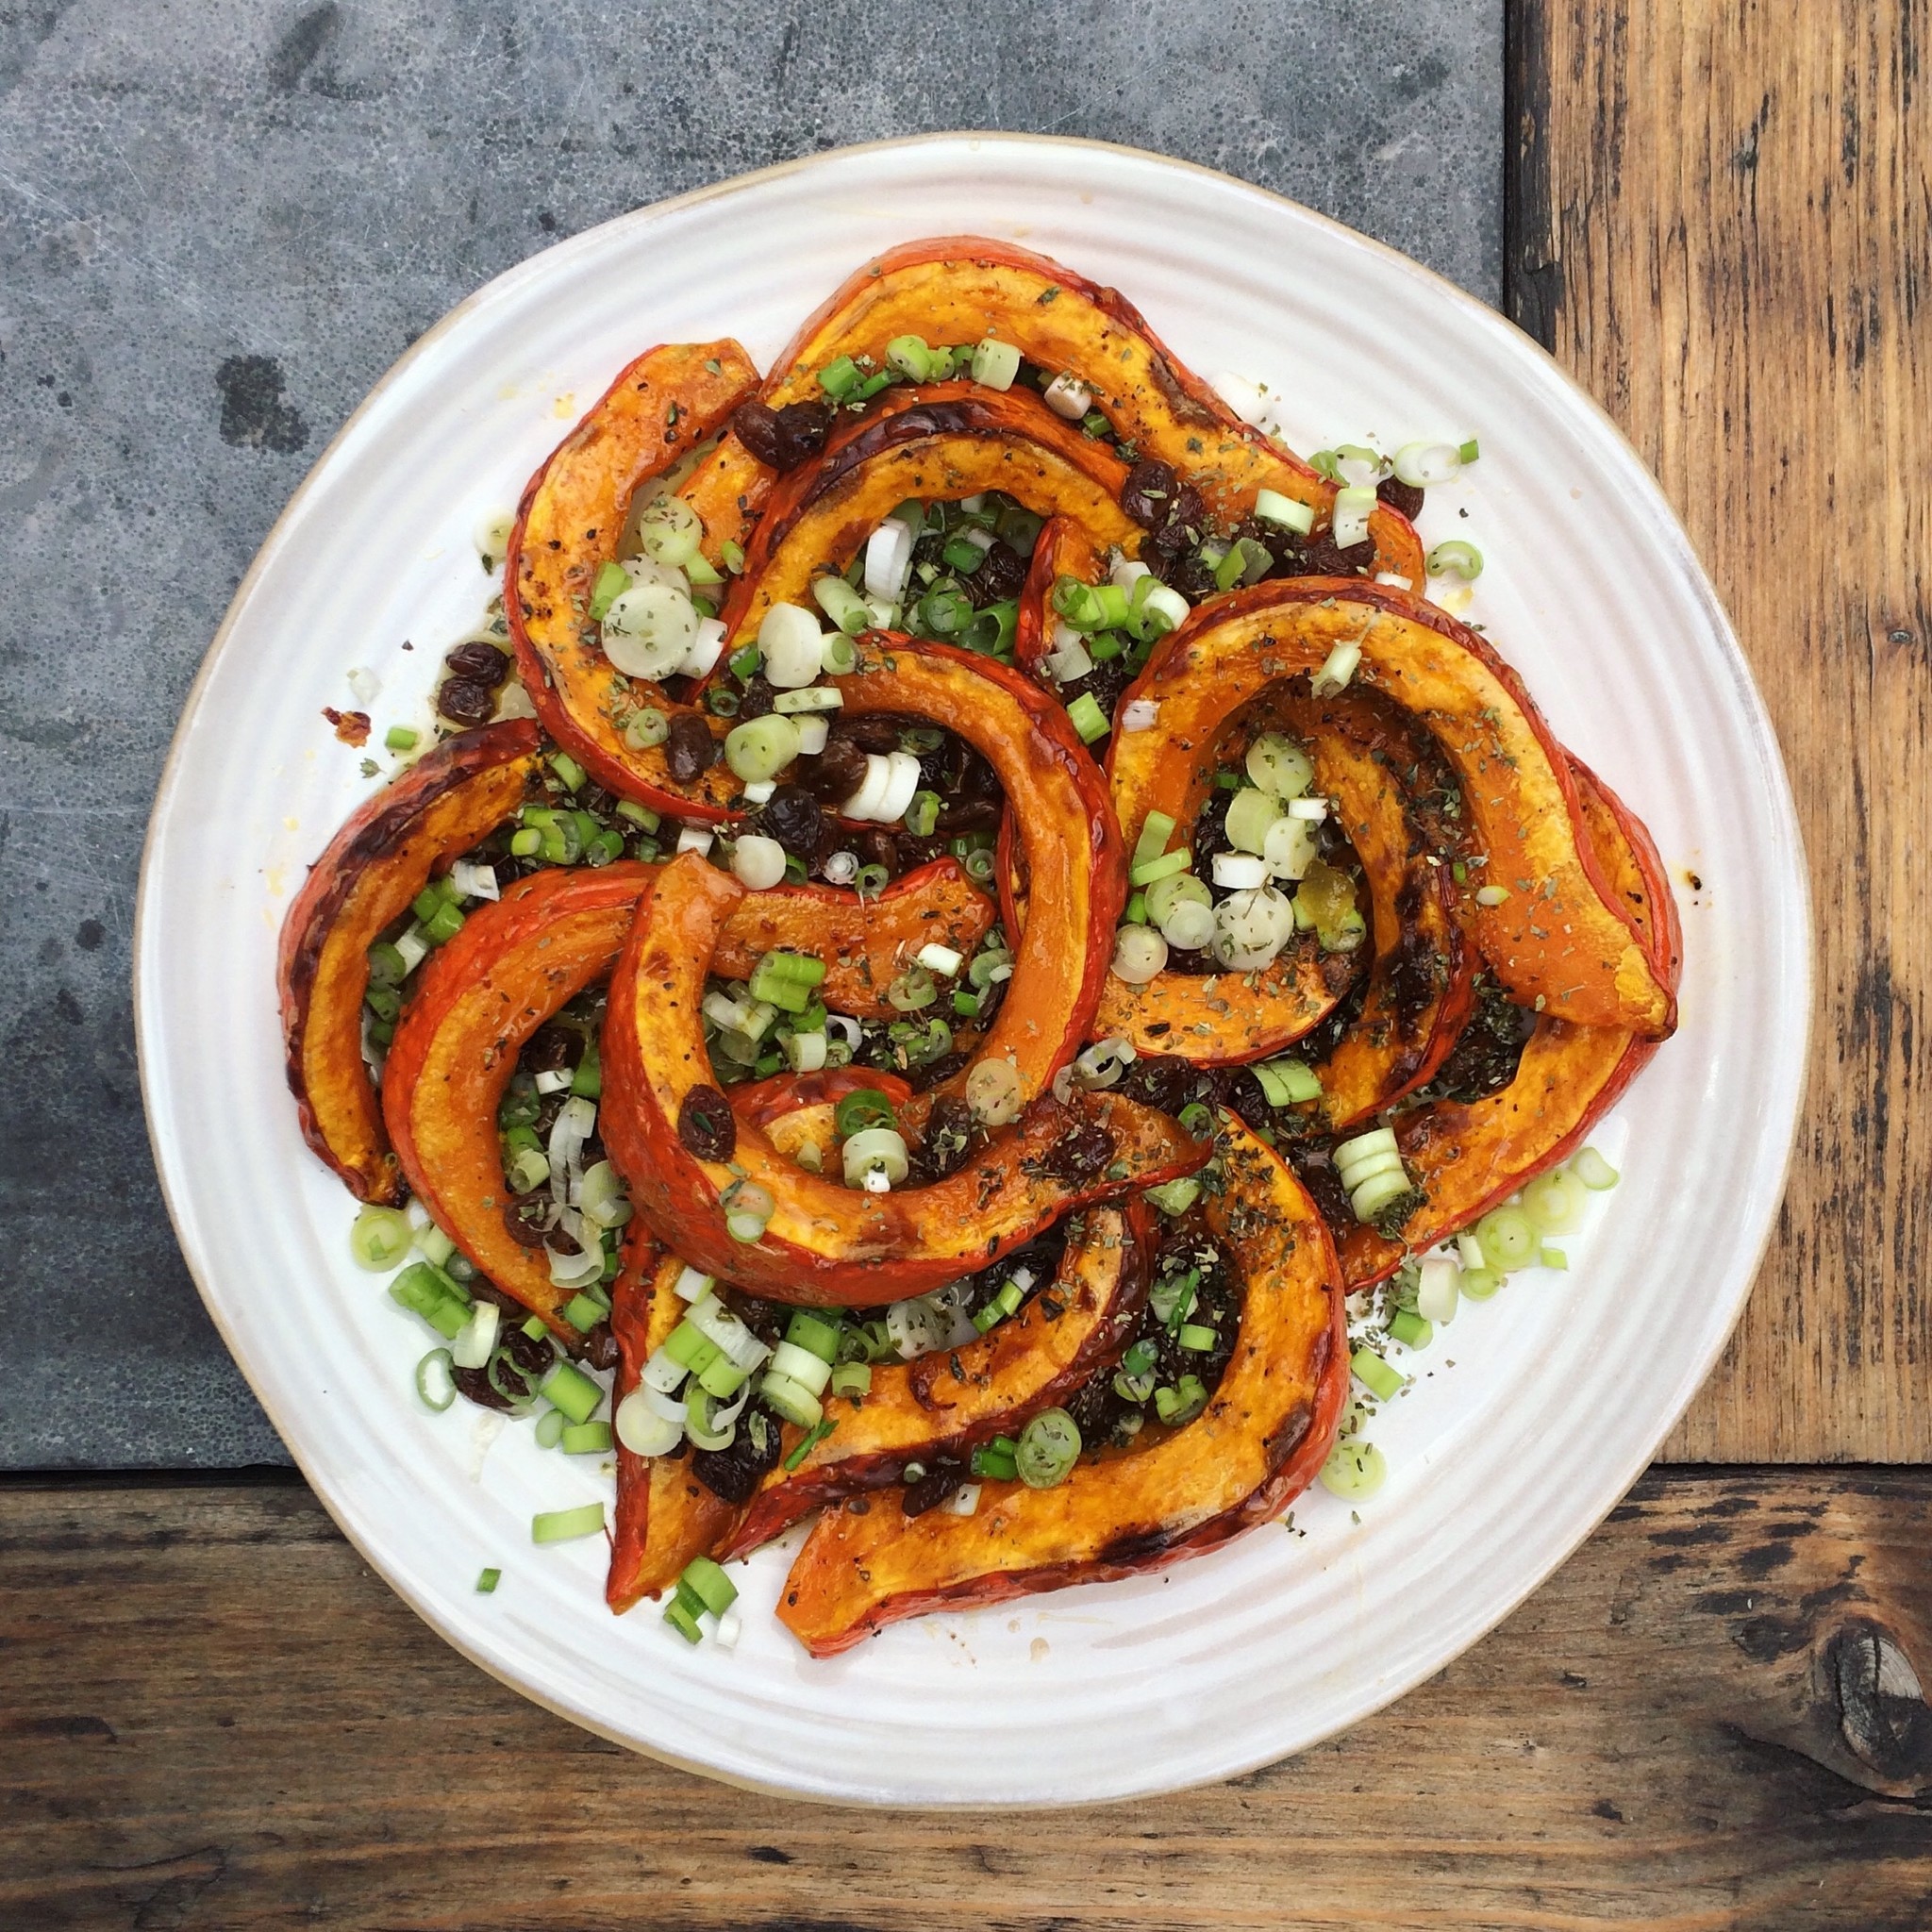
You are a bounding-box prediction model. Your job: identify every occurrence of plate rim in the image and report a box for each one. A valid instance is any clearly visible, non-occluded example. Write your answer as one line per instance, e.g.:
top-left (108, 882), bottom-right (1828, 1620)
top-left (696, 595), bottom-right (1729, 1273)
top-left (134, 129), bottom-right (1813, 1807)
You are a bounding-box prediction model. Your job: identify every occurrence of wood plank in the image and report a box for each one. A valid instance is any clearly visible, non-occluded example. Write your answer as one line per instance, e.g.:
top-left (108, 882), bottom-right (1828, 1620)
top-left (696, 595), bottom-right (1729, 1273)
top-left (2, 1474), bottom-right (1928, 1929)
top-left (1509, 2), bottom-right (1932, 1459)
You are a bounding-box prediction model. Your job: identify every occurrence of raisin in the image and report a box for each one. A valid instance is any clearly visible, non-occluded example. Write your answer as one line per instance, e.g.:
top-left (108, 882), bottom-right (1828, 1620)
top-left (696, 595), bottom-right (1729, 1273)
top-left (503, 1198), bottom-right (551, 1247)
top-left (967, 538), bottom-right (1026, 605)
top-left (731, 398), bottom-right (834, 472)
top-left (436, 676), bottom-right (495, 727)
top-left (664, 712), bottom-right (718, 785)
top-left (1041, 1122), bottom-right (1116, 1183)
top-left (752, 782), bottom-right (827, 860)
top-left (576, 1321), bottom-right (619, 1372)
top-left (691, 1407), bottom-right (784, 1504)
top-left (446, 641), bottom-right (510, 686)
top-left (798, 733), bottom-right (869, 805)
top-left (735, 674), bottom-right (777, 722)
top-left (1121, 458), bottom-right (1180, 528)
top-left (678, 1085), bottom-right (736, 1160)
top-left (1377, 475), bottom-right (1424, 522)
top-left (525, 1024), bottom-right (576, 1074)
top-left (902, 1462), bottom-right (967, 1517)
top-left (1115, 1053), bottom-right (1203, 1116)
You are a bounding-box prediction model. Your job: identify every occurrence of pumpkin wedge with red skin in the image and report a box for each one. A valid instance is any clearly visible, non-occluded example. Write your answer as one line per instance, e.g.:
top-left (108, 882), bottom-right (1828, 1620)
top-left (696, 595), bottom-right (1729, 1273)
top-left (719, 1201), bottom-right (1153, 1558)
top-left (718, 385), bottom-right (1141, 652)
top-left (694, 236), bottom-right (1423, 583)
top-left (600, 854), bottom-right (1206, 1304)
top-left (277, 719), bottom-right (541, 1204)
top-left (727, 1067), bottom-right (916, 1166)
top-left (505, 339), bottom-right (760, 818)
top-left (1267, 688), bottom-right (1476, 1125)
top-left (1111, 580), bottom-right (1677, 1039)
top-left (382, 865), bottom-right (653, 1333)
top-left (1013, 514), bottom-right (1106, 677)
top-left (776, 1110), bottom-right (1347, 1657)
top-left (1337, 760), bottom-right (1680, 1285)
top-left (608, 1242), bottom-right (743, 1611)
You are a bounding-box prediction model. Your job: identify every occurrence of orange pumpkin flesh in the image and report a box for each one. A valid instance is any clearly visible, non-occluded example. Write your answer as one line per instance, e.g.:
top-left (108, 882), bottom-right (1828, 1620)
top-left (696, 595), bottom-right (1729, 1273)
top-left (608, 1242), bottom-right (742, 1611)
top-left (1111, 580), bottom-right (1677, 1039)
top-left (600, 854), bottom-right (1207, 1304)
top-left (1092, 937), bottom-right (1357, 1064)
top-left (505, 339), bottom-right (760, 817)
top-left (277, 720), bottom-right (541, 1203)
top-left (719, 1202), bottom-right (1152, 1559)
top-left (1338, 761), bottom-right (1680, 1285)
top-left (776, 1110), bottom-right (1347, 1657)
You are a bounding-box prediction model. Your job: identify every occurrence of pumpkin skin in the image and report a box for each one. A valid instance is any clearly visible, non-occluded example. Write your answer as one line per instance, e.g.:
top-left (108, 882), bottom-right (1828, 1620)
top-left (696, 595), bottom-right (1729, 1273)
top-left (775, 1110), bottom-right (1348, 1657)
top-left (608, 1242), bottom-right (742, 1612)
top-left (734, 236), bottom-right (1424, 582)
top-left (599, 853), bottom-right (1208, 1305)
top-left (1337, 758), bottom-right (1681, 1286)
top-left (717, 385), bottom-right (1141, 653)
top-left (277, 720), bottom-right (541, 1203)
top-left (1110, 580), bottom-right (1678, 1039)
top-left (718, 1201), bottom-right (1154, 1559)
top-left (504, 339), bottom-right (760, 819)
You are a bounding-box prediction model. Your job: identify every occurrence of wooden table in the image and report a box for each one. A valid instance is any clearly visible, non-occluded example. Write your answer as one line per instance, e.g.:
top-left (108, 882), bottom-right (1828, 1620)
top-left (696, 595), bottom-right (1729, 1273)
top-left (10, 5), bottom-right (1928, 1923)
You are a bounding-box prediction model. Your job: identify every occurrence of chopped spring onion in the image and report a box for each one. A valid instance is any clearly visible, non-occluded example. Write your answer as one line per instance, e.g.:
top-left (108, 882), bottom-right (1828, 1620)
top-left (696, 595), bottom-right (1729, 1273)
top-left (1177, 1322), bottom-right (1218, 1353)
top-left (530, 1503), bottom-right (606, 1544)
top-left (390, 1262), bottom-right (471, 1341)
top-left (773, 685), bottom-right (843, 714)
top-left (943, 1483), bottom-right (982, 1517)
top-left (1571, 1145), bottom-right (1619, 1191)
top-left (535, 1406), bottom-right (567, 1449)
top-left (769, 1340), bottom-right (834, 1399)
top-left (1153, 1375), bottom-right (1208, 1425)
top-left (1416, 1255), bottom-right (1460, 1324)
top-left (676, 824), bottom-right (714, 857)
top-left (812, 573), bottom-right (872, 636)
top-left (385, 724), bottom-right (420, 752)
top-left (887, 966), bottom-right (937, 1011)
top-left (561, 1421), bottom-right (612, 1455)
top-left (1224, 786), bottom-right (1285, 855)
top-left (414, 1348), bottom-right (457, 1412)
top-left (1310, 637), bottom-right (1362, 696)
top-left (614, 1387), bottom-right (681, 1456)
top-left (724, 713), bottom-right (801, 783)
top-left (758, 601), bottom-right (827, 688)
top-left (1250, 1058), bottom-right (1322, 1107)
top-left (842, 1125), bottom-right (909, 1191)
top-left (1474, 1206), bottom-right (1538, 1271)
top-left (1320, 1437), bottom-right (1388, 1499)
top-left (539, 1361), bottom-right (603, 1425)
top-left (972, 1440), bottom-right (1019, 1480)
top-left (785, 1029), bottom-right (828, 1074)
top-left (904, 789), bottom-right (941, 838)
top-left (1391, 440), bottom-right (1467, 489)
top-left (1388, 1307), bottom-right (1433, 1350)
top-left (1210, 851), bottom-right (1267, 891)
top-left (450, 1300), bottom-right (501, 1371)
top-left (638, 493), bottom-right (703, 568)
top-left (351, 1205), bottom-right (414, 1273)
top-left (588, 559), bottom-right (631, 620)
top-left (758, 1371), bottom-right (824, 1429)
top-left (965, 1054), bottom-right (1024, 1126)
top-left (1066, 692), bottom-right (1110, 743)
top-left (1474, 884), bottom-right (1510, 907)
top-left (834, 1087), bottom-right (898, 1137)
top-left (677, 617), bottom-right (727, 681)
top-left (1523, 1169), bottom-right (1587, 1233)
top-left (915, 941), bottom-right (962, 977)
top-left (1330, 485), bottom-right (1377, 550)
top-left (1161, 897), bottom-right (1216, 952)
top-left (1253, 488), bottom-right (1316, 535)
top-left (1350, 1347), bottom-right (1406, 1402)
top-left (732, 834), bottom-right (788, 891)
top-left (1132, 809), bottom-right (1177, 870)
top-left (864, 518), bottom-right (916, 602)
top-left (1015, 1407), bottom-right (1081, 1488)
top-left (1042, 372), bottom-right (1093, 419)
top-left (885, 333), bottom-right (935, 380)
top-left (1541, 1244), bottom-right (1570, 1272)
top-left (723, 1178), bottom-right (775, 1244)
top-left (673, 1266), bottom-right (715, 1303)
top-left (602, 580), bottom-right (700, 680)
top-left (1426, 539), bottom-right (1485, 581)
top-left (1459, 1266), bottom-right (1504, 1301)
top-left (970, 338), bottom-right (1021, 390)
top-left (1145, 1176), bottom-right (1201, 1216)
top-left (1110, 924), bottom-right (1169, 985)
top-left (1245, 732), bottom-right (1314, 799)
top-left (475, 1566), bottom-right (502, 1592)
top-left (1129, 847), bottom-right (1191, 889)
top-left (623, 707), bottom-right (670, 751)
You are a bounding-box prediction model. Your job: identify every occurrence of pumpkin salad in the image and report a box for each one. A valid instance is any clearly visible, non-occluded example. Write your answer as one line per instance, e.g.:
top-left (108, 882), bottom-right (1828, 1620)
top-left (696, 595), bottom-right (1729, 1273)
top-left (278, 239), bottom-right (1679, 1656)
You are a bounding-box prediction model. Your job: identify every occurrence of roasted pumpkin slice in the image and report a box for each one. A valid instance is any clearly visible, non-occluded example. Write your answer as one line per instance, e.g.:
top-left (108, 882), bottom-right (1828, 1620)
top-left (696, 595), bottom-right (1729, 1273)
top-left (712, 858), bottom-right (994, 1018)
top-left (382, 865), bottom-right (654, 1332)
top-left (720, 386), bottom-right (1141, 650)
top-left (728, 1067), bottom-right (916, 1164)
top-left (1269, 689), bottom-right (1476, 1126)
top-left (1093, 937), bottom-right (1359, 1064)
top-left (748, 236), bottom-right (1423, 581)
top-left (720, 1202), bottom-right (1153, 1557)
top-left (277, 720), bottom-right (541, 1204)
top-left (600, 854), bottom-right (1207, 1304)
top-left (1014, 514), bottom-right (1107, 676)
top-left (608, 1242), bottom-right (743, 1611)
top-left (776, 1111), bottom-right (1348, 1656)
top-left (505, 339), bottom-right (760, 817)
top-left (1111, 580), bottom-right (1677, 1039)
top-left (1338, 762), bottom-right (1680, 1285)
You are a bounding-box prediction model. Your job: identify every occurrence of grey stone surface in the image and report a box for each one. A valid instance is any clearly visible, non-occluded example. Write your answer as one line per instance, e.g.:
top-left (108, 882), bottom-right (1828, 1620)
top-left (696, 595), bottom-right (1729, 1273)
top-left (0, 1), bottom-right (1500, 1469)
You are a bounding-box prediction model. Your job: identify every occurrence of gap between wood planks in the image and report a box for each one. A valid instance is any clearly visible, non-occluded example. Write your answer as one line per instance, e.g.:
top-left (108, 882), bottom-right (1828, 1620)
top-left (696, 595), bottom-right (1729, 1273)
top-left (1507, 1), bottom-right (1932, 1461)
top-left (1, 1469), bottom-right (1928, 1929)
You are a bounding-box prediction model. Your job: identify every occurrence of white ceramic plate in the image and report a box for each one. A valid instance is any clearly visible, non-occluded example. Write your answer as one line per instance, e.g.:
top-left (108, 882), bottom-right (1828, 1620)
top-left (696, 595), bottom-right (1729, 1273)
top-left (137, 134), bottom-right (1808, 1807)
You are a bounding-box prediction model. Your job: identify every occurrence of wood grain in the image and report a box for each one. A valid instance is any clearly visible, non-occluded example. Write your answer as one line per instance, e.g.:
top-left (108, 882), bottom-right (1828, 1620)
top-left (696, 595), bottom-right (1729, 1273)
top-left (1510, 2), bottom-right (1932, 1459)
top-left (2, 1473), bottom-right (1928, 1929)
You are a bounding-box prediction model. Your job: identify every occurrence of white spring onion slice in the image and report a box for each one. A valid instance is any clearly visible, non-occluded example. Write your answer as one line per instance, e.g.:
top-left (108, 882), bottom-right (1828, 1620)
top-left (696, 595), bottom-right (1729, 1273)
top-left (1217, 885), bottom-right (1296, 955)
top-left (970, 338), bottom-right (1020, 390)
top-left (533, 1066), bottom-right (573, 1096)
top-left (964, 1054), bottom-right (1024, 1125)
top-left (450, 1301), bottom-right (500, 1371)
top-left (1211, 370), bottom-right (1274, 426)
top-left (1287, 797), bottom-right (1329, 823)
top-left (843, 1125), bottom-right (909, 1190)
top-left (822, 849), bottom-right (859, 886)
top-left (1391, 440), bottom-right (1465, 488)
top-left (1474, 883), bottom-right (1510, 907)
top-left (741, 778), bottom-right (775, 805)
top-left (878, 751), bottom-right (924, 824)
top-left (615, 1389), bottom-right (681, 1457)
top-left (758, 602), bottom-right (827, 688)
top-left (794, 715), bottom-right (830, 757)
top-left (1253, 488), bottom-right (1315, 535)
top-left (602, 581), bottom-right (699, 679)
top-left (887, 1295), bottom-right (952, 1360)
top-left (578, 1159), bottom-right (630, 1228)
top-left (1160, 898), bottom-right (1216, 951)
top-left (1571, 1145), bottom-right (1619, 1191)
top-left (825, 1013), bottom-right (862, 1050)
top-left (1224, 787), bottom-right (1283, 854)
top-left (450, 859), bottom-right (500, 902)
top-left (916, 942), bottom-right (963, 976)
top-left (1074, 1035), bottom-right (1137, 1090)
top-left (642, 1344), bottom-right (689, 1391)
top-left (1139, 583), bottom-right (1191, 633)
top-left (724, 714), bottom-right (801, 783)
top-left (415, 1349), bottom-right (457, 1412)
top-left (732, 835), bottom-right (787, 891)
top-left (1335, 1126), bottom-right (1398, 1173)
top-left (1456, 1232), bottom-right (1487, 1273)
top-left (1263, 815), bottom-right (1317, 881)
top-left (841, 753), bottom-right (892, 822)
top-left (1311, 638), bottom-right (1362, 696)
top-left (712, 1609), bottom-right (742, 1650)
top-left (1044, 635), bottom-right (1093, 685)
top-left (1109, 558), bottom-right (1152, 591)
top-left (785, 1030), bottom-right (827, 1073)
top-left (770, 1340), bottom-right (833, 1396)
top-left (1042, 372), bottom-right (1093, 419)
top-left (1211, 852), bottom-right (1268, 891)
top-left (1122, 699), bottom-right (1160, 732)
top-left (676, 616), bottom-right (727, 681)
top-left (702, 990), bottom-right (752, 1032)
top-left (1246, 732), bottom-right (1313, 799)
top-left (1329, 485), bottom-right (1377, 551)
top-left (676, 824), bottom-right (714, 857)
top-left (1374, 572), bottom-right (1414, 590)
top-left (773, 686), bottom-right (842, 714)
top-left (941, 1482), bottom-right (981, 1517)
top-left (1416, 1256), bottom-right (1460, 1324)
top-left (1110, 925), bottom-right (1168, 984)
top-left (673, 1265), bottom-right (715, 1303)
top-left (864, 518), bottom-right (916, 602)
top-left (347, 665), bottom-right (381, 704)
top-left (393, 927), bottom-right (430, 975)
